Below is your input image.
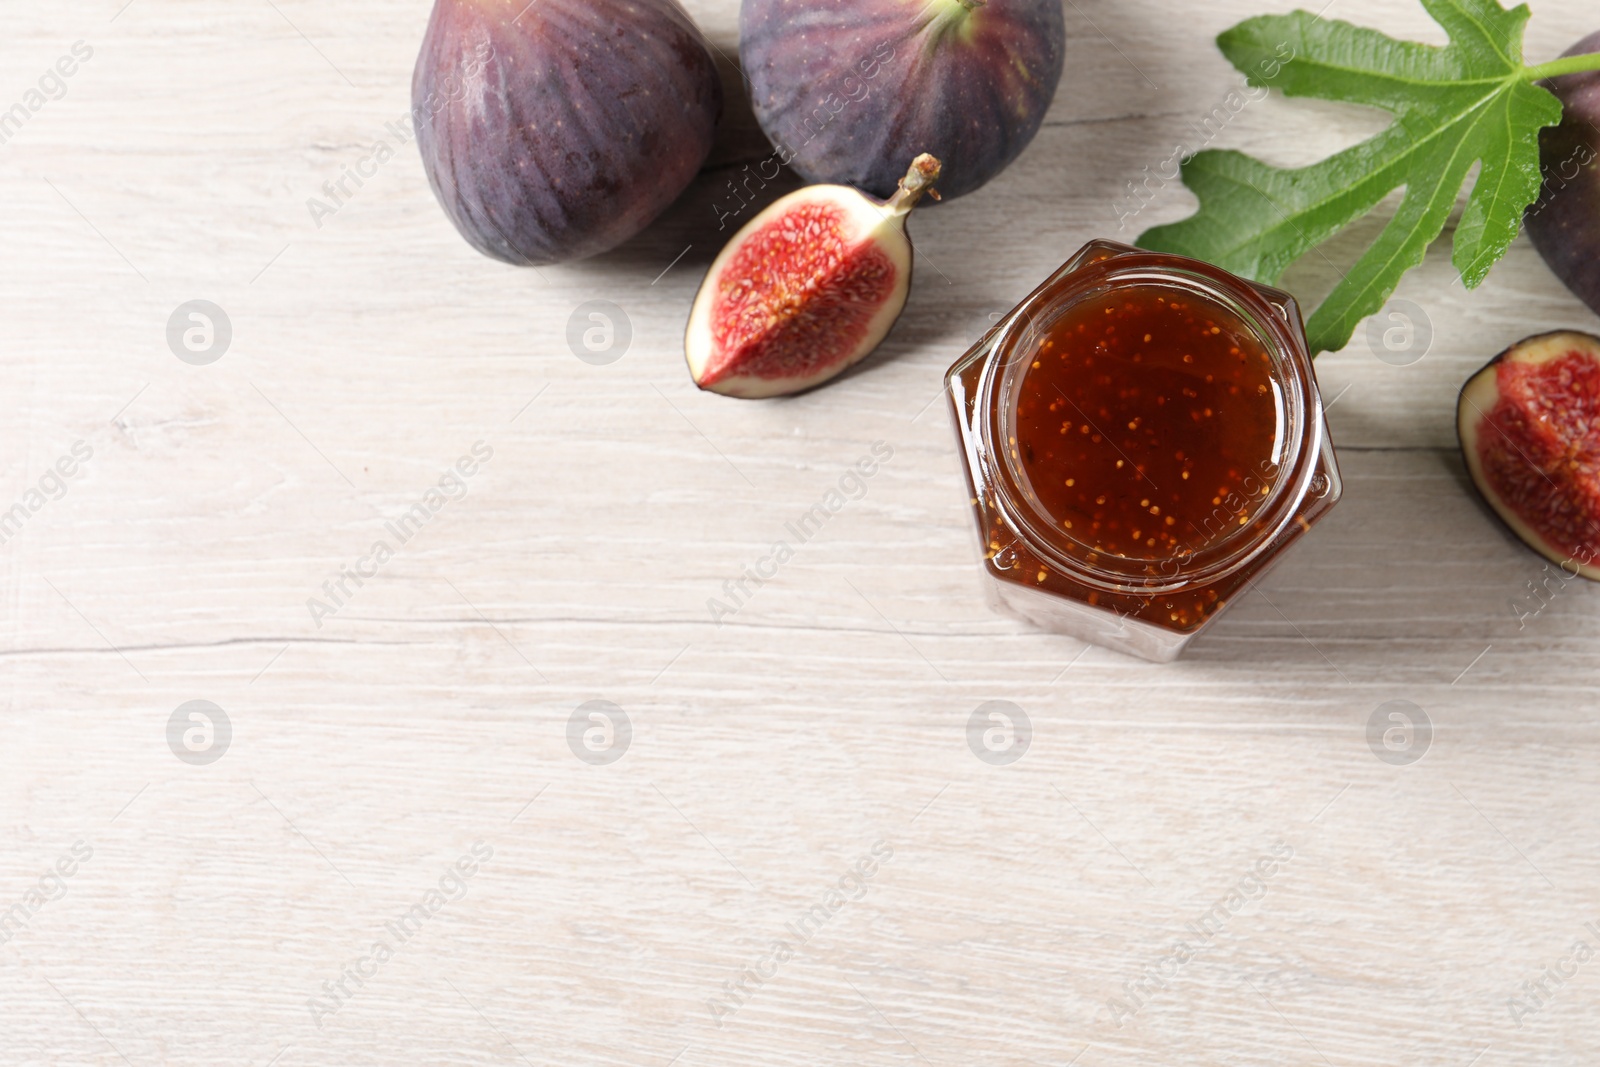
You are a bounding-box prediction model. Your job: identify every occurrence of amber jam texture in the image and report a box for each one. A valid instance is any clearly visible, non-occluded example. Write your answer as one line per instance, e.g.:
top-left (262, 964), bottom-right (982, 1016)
top-left (946, 240), bottom-right (1342, 662)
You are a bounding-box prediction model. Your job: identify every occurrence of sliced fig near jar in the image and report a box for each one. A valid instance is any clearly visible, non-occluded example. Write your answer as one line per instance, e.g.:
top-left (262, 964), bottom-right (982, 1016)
top-left (1526, 31), bottom-right (1600, 316)
top-left (1457, 331), bottom-right (1600, 578)
top-left (413, 0), bottom-right (722, 266)
top-left (740, 0), bottom-right (1064, 203)
top-left (685, 154), bottom-right (942, 399)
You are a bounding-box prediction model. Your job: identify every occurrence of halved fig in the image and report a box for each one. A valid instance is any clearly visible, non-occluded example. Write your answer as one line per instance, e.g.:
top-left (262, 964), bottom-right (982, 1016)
top-left (1458, 331), bottom-right (1600, 578)
top-left (685, 154), bottom-right (941, 399)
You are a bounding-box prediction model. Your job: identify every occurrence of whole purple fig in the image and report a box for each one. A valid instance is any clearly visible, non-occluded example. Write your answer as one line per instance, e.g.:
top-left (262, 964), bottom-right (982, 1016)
top-left (413, 0), bottom-right (722, 266)
top-left (740, 0), bottom-right (1065, 203)
top-left (1526, 31), bottom-right (1600, 316)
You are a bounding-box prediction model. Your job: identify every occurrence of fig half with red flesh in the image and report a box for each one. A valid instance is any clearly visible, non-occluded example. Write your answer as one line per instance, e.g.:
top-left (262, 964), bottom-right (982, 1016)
top-left (685, 154), bottom-right (941, 398)
top-left (1458, 331), bottom-right (1600, 578)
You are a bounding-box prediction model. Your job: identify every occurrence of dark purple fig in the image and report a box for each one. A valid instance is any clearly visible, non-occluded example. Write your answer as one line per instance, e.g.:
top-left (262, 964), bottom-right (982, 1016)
top-left (413, 0), bottom-right (722, 266)
top-left (739, 0), bottom-right (1064, 203)
top-left (1526, 31), bottom-right (1600, 315)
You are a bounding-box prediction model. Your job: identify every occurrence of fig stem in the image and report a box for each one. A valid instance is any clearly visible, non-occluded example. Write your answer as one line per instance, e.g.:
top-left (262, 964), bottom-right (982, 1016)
top-left (919, 0), bottom-right (984, 42)
top-left (1525, 50), bottom-right (1600, 82)
top-left (883, 154), bottom-right (943, 217)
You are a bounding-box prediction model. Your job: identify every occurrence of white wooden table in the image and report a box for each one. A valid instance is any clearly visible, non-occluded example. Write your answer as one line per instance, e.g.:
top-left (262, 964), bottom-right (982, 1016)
top-left (4, 0), bottom-right (1598, 1063)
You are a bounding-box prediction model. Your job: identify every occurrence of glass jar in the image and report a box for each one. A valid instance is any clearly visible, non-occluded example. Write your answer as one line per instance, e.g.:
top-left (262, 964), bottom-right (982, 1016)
top-left (945, 240), bottom-right (1342, 662)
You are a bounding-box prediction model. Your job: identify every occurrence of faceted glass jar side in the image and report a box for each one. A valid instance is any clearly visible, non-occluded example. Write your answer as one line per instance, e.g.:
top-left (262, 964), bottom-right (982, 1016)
top-left (945, 240), bottom-right (1342, 662)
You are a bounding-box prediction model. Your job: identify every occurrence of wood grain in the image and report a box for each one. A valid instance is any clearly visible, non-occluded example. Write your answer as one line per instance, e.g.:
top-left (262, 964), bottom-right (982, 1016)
top-left (2, 1), bottom-right (1598, 1064)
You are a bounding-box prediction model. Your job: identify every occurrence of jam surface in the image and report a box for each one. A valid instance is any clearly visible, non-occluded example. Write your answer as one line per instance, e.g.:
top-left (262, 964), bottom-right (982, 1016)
top-left (1012, 282), bottom-right (1282, 564)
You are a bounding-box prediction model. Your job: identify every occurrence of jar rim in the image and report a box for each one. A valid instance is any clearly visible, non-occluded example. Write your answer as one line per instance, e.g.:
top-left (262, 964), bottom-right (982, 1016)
top-left (975, 242), bottom-right (1325, 593)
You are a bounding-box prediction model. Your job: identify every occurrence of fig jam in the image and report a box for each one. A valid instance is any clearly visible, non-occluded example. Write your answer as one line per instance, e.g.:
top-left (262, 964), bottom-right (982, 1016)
top-left (946, 240), bottom-right (1341, 661)
top-left (1014, 285), bottom-right (1282, 563)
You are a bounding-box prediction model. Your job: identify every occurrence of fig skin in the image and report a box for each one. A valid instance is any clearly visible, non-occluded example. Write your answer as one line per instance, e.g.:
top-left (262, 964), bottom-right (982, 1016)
top-left (740, 0), bottom-right (1064, 203)
top-left (413, 0), bottom-right (722, 266)
top-left (1526, 31), bottom-right (1600, 316)
top-left (1457, 330), bottom-right (1600, 580)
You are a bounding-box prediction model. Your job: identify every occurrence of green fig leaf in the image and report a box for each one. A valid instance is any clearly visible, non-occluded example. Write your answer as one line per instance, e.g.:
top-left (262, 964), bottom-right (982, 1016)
top-left (1137, 0), bottom-right (1569, 354)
